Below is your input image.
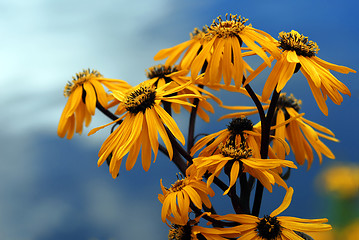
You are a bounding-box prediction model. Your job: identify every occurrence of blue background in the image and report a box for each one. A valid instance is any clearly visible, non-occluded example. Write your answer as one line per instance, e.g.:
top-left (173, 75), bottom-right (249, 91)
top-left (0, 0), bottom-right (358, 239)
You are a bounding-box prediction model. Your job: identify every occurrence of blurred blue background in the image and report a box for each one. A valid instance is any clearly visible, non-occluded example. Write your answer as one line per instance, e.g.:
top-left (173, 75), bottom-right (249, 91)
top-left (0, 0), bottom-right (358, 239)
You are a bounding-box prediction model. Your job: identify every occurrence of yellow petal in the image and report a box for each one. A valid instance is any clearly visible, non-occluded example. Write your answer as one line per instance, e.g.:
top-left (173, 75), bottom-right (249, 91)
top-left (224, 161), bottom-right (239, 195)
top-left (270, 187), bottom-right (294, 217)
top-left (301, 69), bottom-right (328, 116)
top-left (299, 56), bottom-right (321, 88)
top-left (141, 122), bottom-right (152, 171)
top-left (148, 108), bottom-right (173, 159)
top-left (125, 139), bottom-right (141, 171)
top-left (66, 87), bottom-right (82, 118)
top-left (243, 56), bottom-right (274, 86)
top-left (184, 186), bottom-right (202, 209)
top-left (276, 59), bottom-right (296, 92)
top-left (286, 50), bottom-right (300, 63)
top-left (312, 56), bottom-right (356, 74)
top-left (191, 37), bottom-right (216, 80)
top-left (154, 105), bottom-right (185, 145)
top-left (262, 58), bottom-right (284, 101)
top-left (145, 110), bottom-right (159, 161)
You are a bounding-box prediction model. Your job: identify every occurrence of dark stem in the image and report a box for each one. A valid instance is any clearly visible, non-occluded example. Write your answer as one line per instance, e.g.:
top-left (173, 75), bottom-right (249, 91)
top-left (191, 204), bottom-right (239, 227)
top-left (95, 101), bottom-right (120, 122)
top-left (252, 89), bottom-right (281, 216)
top-left (187, 84), bottom-right (204, 153)
top-left (243, 83), bottom-right (266, 124)
top-left (239, 173), bottom-right (250, 214)
top-left (227, 182), bottom-right (243, 214)
top-left (224, 163), bottom-right (246, 214)
top-left (166, 126), bottom-right (194, 164)
top-left (163, 102), bottom-right (188, 175)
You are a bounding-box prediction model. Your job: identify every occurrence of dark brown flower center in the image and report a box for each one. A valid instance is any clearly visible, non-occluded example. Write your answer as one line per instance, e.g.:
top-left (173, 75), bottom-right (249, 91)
top-left (278, 30), bottom-right (319, 57)
top-left (64, 69), bottom-right (102, 97)
top-left (123, 84), bottom-right (156, 114)
top-left (205, 13), bottom-right (249, 40)
top-left (168, 224), bottom-right (192, 240)
top-left (256, 215), bottom-right (282, 239)
top-left (219, 140), bottom-right (252, 161)
top-left (227, 117), bottom-right (253, 138)
top-left (146, 65), bottom-right (178, 83)
top-left (276, 93), bottom-right (302, 120)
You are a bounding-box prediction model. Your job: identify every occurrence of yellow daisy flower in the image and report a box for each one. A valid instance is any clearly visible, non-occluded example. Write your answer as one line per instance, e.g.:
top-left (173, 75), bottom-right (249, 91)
top-left (88, 80), bottom-right (202, 178)
top-left (272, 93), bottom-right (338, 169)
top-left (57, 69), bottom-right (130, 139)
top-left (154, 27), bottom-right (207, 70)
top-left (191, 117), bottom-right (276, 159)
top-left (191, 14), bottom-right (281, 88)
top-left (245, 30), bottom-right (356, 116)
top-left (215, 187), bottom-right (332, 239)
top-left (319, 164), bottom-right (359, 198)
top-left (158, 174), bottom-right (215, 225)
top-left (193, 139), bottom-right (296, 195)
top-left (145, 64), bottom-right (222, 122)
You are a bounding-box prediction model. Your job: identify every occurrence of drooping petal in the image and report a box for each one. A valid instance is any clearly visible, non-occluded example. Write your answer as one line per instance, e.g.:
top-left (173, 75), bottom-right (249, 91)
top-left (83, 82), bottom-right (97, 115)
top-left (184, 186), bottom-right (202, 209)
top-left (191, 37), bottom-right (216, 80)
top-left (312, 56), bottom-right (356, 74)
top-left (224, 161), bottom-right (240, 195)
top-left (154, 105), bottom-right (185, 145)
top-left (270, 187), bottom-right (294, 217)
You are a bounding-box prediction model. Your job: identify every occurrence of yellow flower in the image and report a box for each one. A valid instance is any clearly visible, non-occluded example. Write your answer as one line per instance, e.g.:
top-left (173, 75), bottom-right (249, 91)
top-left (191, 117), bottom-right (285, 159)
top-left (319, 164), bottom-right (359, 198)
top-left (272, 93), bottom-right (338, 169)
top-left (57, 69), bottom-right (130, 139)
top-left (154, 27), bottom-right (207, 70)
top-left (88, 80), bottom-right (201, 178)
top-left (191, 14), bottom-right (281, 88)
top-left (145, 64), bottom-right (222, 122)
top-left (158, 174), bottom-right (215, 225)
top-left (193, 139), bottom-right (296, 195)
top-left (215, 187), bottom-right (332, 239)
top-left (245, 30), bottom-right (356, 116)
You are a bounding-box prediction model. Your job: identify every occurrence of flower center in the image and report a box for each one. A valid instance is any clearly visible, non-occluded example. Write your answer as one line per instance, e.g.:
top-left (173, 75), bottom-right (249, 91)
top-left (205, 14), bottom-right (249, 40)
top-left (279, 30), bottom-right (319, 57)
top-left (64, 69), bottom-right (102, 97)
top-left (189, 27), bottom-right (207, 40)
top-left (168, 224), bottom-right (192, 240)
top-left (146, 65), bottom-right (178, 83)
top-left (227, 117), bottom-right (253, 137)
top-left (276, 93), bottom-right (302, 120)
top-left (169, 179), bottom-right (186, 193)
top-left (220, 140), bottom-right (252, 161)
top-left (123, 84), bottom-right (156, 114)
top-left (256, 215), bottom-right (282, 240)
top-left (277, 93), bottom-right (302, 112)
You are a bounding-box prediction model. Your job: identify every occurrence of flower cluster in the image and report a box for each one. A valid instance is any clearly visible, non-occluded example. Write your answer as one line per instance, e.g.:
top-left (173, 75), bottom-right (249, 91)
top-left (58, 13), bottom-right (355, 239)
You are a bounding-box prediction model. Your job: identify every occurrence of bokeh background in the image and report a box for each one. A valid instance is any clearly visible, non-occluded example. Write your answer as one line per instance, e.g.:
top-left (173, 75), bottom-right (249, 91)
top-left (1, 0), bottom-right (358, 239)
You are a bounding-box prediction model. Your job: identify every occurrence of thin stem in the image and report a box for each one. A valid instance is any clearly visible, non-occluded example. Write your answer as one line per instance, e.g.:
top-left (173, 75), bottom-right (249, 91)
top-left (252, 89), bottom-right (281, 216)
top-left (227, 182), bottom-right (243, 214)
top-left (224, 163), bottom-right (246, 214)
top-left (95, 101), bottom-right (120, 122)
top-left (166, 126), bottom-right (194, 164)
top-left (163, 102), bottom-right (188, 175)
top-left (191, 204), bottom-right (239, 227)
top-left (239, 173), bottom-right (250, 214)
top-left (244, 83), bottom-right (266, 124)
top-left (187, 84), bottom-right (204, 152)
